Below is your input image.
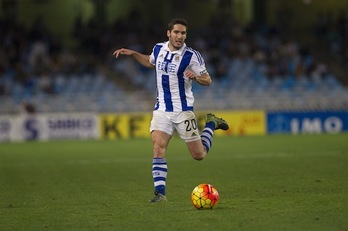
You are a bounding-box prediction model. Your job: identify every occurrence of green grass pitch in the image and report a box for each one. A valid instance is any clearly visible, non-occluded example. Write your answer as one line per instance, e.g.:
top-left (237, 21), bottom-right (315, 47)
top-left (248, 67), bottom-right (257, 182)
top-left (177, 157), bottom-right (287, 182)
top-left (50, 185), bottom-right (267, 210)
top-left (1, 134), bottom-right (348, 231)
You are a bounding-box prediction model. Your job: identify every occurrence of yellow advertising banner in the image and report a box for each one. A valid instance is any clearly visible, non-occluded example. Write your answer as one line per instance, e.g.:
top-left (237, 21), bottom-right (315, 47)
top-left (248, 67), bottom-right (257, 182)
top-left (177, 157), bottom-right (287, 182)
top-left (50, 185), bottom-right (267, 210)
top-left (100, 113), bottom-right (152, 139)
top-left (100, 110), bottom-right (266, 139)
top-left (195, 110), bottom-right (266, 136)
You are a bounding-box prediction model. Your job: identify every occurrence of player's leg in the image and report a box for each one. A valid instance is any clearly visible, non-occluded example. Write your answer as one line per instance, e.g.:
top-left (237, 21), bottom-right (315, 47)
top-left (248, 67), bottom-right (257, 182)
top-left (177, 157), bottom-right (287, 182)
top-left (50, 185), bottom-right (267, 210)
top-left (150, 130), bottom-right (171, 202)
top-left (149, 111), bottom-right (173, 202)
top-left (152, 130), bottom-right (171, 158)
top-left (206, 113), bottom-right (229, 131)
top-left (186, 139), bottom-right (206, 160)
top-left (174, 111), bottom-right (210, 160)
top-left (177, 112), bottom-right (229, 160)
top-left (199, 113), bottom-right (229, 153)
top-left (185, 116), bottom-right (215, 160)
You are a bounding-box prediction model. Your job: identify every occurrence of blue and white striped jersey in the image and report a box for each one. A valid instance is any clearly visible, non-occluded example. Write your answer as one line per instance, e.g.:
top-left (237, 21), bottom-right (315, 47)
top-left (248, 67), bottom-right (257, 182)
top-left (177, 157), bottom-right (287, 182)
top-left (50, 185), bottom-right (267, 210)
top-left (149, 41), bottom-right (208, 112)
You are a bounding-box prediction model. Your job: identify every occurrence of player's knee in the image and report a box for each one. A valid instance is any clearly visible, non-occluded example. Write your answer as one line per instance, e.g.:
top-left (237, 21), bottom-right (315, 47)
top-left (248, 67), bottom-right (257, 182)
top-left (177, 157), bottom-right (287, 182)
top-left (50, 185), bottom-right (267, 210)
top-left (153, 143), bottom-right (165, 157)
top-left (192, 155), bottom-right (204, 161)
top-left (152, 138), bottom-right (168, 157)
top-left (191, 151), bottom-right (206, 161)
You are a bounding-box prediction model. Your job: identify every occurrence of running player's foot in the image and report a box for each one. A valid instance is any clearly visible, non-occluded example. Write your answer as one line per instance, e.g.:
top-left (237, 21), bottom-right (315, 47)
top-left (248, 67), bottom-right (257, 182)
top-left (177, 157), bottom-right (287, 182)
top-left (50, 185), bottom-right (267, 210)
top-left (149, 191), bottom-right (167, 203)
top-left (206, 113), bottom-right (229, 130)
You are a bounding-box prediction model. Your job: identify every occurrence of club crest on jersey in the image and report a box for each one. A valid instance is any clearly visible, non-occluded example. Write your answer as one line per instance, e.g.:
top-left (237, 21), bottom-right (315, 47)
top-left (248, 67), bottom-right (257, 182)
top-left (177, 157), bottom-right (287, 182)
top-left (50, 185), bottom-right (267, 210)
top-left (175, 55), bottom-right (180, 62)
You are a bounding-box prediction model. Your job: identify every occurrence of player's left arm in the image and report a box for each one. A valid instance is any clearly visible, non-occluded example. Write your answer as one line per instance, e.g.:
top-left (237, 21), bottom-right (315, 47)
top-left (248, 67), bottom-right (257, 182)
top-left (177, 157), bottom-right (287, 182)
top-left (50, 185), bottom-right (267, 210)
top-left (184, 50), bottom-right (212, 86)
top-left (184, 70), bottom-right (212, 86)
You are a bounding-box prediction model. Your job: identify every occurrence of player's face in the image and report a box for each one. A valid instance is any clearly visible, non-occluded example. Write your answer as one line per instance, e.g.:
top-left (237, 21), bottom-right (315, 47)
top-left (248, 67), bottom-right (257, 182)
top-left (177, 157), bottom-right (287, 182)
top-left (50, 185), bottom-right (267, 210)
top-left (167, 24), bottom-right (187, 51)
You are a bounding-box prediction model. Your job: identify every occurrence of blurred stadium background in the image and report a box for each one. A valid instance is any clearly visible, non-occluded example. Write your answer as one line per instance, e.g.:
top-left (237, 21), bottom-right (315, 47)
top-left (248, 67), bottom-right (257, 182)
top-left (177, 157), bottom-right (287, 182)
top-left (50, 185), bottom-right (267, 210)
top-left (1, 3), bottom-right (348, 230)
top-left (1, 0), bottom-right (348, 141)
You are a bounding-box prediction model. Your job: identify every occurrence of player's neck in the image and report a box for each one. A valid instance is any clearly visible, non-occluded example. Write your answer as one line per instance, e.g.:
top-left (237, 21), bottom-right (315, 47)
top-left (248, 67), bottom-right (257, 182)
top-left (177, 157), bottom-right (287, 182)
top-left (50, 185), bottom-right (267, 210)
top-left (168, 43), bottom-right (181, 52)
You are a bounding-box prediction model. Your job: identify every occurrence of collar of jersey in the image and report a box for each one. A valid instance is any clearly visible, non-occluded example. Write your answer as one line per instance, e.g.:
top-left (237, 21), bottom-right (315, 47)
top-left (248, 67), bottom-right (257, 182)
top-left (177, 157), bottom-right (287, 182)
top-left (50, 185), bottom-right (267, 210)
top-left (164, 41), bottom-right (186, 56)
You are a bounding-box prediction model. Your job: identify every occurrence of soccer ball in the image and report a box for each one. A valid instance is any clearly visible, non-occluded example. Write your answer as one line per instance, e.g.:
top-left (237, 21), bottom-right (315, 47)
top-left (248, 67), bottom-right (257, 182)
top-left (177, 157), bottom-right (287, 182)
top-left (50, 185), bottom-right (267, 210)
top-left (191, 183), bottom-right (219, 209)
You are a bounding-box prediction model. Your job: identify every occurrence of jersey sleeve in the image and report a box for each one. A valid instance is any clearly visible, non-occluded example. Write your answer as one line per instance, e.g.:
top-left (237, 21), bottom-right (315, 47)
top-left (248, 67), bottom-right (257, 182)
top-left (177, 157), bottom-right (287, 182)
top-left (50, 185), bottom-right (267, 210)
top-left (150, 43), bottom-right (163, 66)
top-left (149, 50), bottom-right (155, 66)
top-left (189, 50), bottom-right (209, 76)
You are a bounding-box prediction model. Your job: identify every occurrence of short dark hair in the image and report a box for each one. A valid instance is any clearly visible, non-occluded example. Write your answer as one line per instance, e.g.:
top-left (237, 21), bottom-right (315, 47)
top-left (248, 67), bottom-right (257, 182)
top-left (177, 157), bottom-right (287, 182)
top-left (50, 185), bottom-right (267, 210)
top-left (168, 18), bottom-right (188, 31)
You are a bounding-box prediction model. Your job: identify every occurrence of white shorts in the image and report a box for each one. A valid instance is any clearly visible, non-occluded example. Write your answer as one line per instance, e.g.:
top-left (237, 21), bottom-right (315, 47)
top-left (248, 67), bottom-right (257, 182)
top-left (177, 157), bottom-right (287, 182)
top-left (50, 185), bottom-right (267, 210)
top-left (150, 110), bottom-right (201, 142)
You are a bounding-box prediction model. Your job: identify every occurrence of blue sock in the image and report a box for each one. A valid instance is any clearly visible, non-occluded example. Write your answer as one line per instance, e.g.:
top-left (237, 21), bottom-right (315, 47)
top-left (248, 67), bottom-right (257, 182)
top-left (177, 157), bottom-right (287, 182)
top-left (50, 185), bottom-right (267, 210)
top-left (201, 121), bottom-right (215, 153)
top-left (152, 158), bottom-right (167, 195)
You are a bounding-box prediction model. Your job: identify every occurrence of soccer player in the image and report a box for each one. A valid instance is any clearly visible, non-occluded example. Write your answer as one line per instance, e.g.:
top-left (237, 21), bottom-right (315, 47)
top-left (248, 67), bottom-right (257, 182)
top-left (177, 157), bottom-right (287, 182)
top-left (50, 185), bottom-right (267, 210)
top-left (113, 18), bottom-right (229, 202)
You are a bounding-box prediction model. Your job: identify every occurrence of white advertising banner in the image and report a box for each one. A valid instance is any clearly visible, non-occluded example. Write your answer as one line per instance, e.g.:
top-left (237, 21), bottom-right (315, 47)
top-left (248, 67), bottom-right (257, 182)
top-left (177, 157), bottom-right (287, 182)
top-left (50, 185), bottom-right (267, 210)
top-left (0, 116), bottom-right (13, 142)
top-left (0, 113), bottom-right (99, 142)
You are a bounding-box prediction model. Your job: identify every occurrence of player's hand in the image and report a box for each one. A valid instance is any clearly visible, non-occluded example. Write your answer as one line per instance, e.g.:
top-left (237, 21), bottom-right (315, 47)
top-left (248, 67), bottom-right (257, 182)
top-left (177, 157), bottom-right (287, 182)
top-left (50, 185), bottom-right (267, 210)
top-left (184, 70), bottom-right (197, 80)
top-left (113, 48), bottom-right (133, 58)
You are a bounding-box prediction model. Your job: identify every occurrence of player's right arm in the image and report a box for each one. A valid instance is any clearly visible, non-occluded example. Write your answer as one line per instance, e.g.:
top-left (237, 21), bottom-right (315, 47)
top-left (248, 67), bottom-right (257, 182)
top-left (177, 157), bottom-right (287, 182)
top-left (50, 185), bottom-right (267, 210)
top-left (113, 48), bottom-right (154, 69)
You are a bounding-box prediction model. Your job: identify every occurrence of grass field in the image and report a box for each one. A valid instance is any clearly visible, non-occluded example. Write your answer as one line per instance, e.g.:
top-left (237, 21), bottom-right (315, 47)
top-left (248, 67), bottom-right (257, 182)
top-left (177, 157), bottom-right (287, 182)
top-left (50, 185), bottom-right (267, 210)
top-left (1, 134), bottom-right (348, 231)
